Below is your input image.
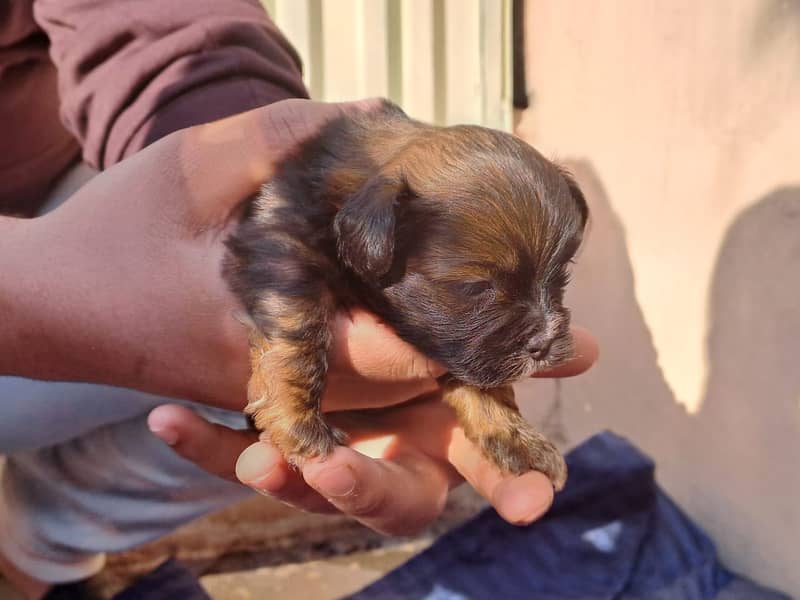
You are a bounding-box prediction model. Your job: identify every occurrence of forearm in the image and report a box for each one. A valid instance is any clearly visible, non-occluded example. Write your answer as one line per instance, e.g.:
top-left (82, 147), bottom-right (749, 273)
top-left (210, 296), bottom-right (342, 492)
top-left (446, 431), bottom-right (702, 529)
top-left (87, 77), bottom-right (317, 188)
top-left (0, 100), bottom-right (380, 407)
top-left (0, 212), bottom-right (127, 384)
top-left (0, 214), bottom-right (67, 380)
top-left (0, 204), bottom-right (241, 403)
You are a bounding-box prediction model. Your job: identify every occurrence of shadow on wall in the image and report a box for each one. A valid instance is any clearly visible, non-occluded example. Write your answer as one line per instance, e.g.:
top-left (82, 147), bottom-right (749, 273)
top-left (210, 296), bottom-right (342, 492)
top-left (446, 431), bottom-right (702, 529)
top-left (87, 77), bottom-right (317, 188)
top-left (695, 187), bottom-right (800, 584)
top-left (518, 166), bottom-right (800, 595)
top-left (751, 0), bottom-right (800, 61)
top-left (517, 161), bottom-right (688, 463)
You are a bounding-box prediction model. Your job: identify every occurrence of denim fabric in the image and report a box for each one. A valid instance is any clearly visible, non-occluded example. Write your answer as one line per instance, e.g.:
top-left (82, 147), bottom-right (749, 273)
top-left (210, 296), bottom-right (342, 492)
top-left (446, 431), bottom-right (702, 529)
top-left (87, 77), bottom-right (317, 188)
top-left (113, 560), bottom-right (211, 600)
top-left (348, 433), bottom-right (788, 600)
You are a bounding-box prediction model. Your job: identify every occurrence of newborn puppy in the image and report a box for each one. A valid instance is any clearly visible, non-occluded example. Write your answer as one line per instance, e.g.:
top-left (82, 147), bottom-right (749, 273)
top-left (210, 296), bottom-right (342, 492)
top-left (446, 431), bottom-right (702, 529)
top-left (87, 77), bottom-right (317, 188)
top-left (224, 101), bottom-right (587, 490)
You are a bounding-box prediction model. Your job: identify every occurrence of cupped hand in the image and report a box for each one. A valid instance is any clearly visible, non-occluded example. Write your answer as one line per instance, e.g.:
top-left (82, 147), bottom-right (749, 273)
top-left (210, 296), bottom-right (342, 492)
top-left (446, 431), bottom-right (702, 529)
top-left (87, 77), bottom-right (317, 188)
top-left (148, 327), bottom-right (598, 535)
top-left (44, 95), bottom-right (600, 534)
top-left (27, 98), bottom-right (449, 410)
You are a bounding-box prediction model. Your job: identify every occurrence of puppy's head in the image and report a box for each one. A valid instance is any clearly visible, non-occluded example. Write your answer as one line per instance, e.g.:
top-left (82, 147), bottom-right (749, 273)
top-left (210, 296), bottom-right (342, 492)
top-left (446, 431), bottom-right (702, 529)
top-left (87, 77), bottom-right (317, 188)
top-left (335, 124), bottom-right (588, 387)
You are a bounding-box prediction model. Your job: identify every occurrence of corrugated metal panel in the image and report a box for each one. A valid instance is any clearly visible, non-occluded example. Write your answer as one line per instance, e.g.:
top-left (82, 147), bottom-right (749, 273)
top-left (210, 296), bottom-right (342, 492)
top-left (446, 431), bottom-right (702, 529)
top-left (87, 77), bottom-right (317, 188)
top-left (262, 0), bottom-right (512, 130)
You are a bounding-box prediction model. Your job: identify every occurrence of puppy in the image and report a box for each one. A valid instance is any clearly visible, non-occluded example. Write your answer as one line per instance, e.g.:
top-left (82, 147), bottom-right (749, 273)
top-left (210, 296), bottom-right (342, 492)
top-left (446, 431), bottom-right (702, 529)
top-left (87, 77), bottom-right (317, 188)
top-left (224, 101), bottom-right (587, 491)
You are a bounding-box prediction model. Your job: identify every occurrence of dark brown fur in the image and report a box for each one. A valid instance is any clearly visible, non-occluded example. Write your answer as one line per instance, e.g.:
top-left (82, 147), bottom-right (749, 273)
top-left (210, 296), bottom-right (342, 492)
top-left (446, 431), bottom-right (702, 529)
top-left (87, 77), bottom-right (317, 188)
top-left (224, 101), bottom-right (587, 490)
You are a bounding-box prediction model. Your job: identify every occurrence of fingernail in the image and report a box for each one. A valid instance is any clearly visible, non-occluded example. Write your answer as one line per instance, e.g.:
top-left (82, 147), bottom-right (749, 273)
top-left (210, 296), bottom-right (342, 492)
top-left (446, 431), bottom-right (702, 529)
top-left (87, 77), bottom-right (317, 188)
top-left (309, 464), bottom-right (356, 498)
top-left (147, 424), bottom-right (179, 446)
top-left (236, 443), bottom-right (279, 487)
top-left (495, 473), bottom-right (554, 525)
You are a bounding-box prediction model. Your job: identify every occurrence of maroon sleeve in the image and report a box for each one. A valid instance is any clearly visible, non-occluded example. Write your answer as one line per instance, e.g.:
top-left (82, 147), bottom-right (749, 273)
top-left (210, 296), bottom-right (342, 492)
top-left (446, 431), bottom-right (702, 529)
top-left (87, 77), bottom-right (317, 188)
top-left (33, 0), bottom-right (309, 169)
top-left (0, 0), bottom-right (80, 216)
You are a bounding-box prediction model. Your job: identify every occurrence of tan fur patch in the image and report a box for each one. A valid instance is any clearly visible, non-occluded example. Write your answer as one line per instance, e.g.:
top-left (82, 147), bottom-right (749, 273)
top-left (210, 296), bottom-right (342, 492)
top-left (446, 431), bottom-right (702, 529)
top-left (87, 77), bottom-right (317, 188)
top-left (442, 382), bottom-right (567, 490)
top-left (245, 293), bottom-right (346, 465)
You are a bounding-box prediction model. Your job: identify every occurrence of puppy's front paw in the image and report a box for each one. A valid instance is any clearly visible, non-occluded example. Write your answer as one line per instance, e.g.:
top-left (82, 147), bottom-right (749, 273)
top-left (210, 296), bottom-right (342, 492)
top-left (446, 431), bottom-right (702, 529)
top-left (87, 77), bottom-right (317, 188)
top-left (252, 410), bottom-right (348, 468)
top-left (444, 384), bottom-right (568, 491)
top-left (478, 422), bottom-right (567, 491)
top-left (245, 330), bottom-right (346, 468)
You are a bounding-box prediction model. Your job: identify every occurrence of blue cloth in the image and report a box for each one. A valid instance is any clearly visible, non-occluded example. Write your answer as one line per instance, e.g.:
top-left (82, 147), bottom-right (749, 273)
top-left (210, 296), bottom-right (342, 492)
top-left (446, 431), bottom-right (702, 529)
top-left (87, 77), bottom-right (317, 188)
top-left (113, 559), bottom-right (210, 600)
top-left (348, 432), bottom-right (788, 600)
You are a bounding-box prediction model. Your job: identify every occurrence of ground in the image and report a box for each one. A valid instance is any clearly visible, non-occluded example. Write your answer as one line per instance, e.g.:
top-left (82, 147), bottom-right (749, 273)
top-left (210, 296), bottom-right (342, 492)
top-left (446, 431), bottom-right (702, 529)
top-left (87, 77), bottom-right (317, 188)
top-left (75, 486), bottom-right (485, 599)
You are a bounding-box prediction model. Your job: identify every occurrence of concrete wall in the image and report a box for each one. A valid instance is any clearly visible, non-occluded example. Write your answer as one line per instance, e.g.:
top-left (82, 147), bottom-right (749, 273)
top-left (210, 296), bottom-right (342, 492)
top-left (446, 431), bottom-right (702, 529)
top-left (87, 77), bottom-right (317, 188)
top-left (514, 1), bottom-right (800, 595)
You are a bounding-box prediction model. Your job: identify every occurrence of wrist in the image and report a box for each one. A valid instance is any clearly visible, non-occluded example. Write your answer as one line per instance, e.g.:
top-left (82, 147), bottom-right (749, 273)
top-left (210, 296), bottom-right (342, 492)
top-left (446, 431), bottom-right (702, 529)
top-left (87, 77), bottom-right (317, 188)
top-left (0, 209), bottom-right (135, 386)
top-left (0, 194), bottom-right (249, 408)
top-left (0, 215), bottom-right (51, 377)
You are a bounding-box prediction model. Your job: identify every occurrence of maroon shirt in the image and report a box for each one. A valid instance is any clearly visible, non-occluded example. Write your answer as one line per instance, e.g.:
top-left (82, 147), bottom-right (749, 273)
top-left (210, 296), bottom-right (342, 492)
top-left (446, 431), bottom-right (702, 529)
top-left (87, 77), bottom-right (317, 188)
top-left (0, 0), bottom-right (308, 216)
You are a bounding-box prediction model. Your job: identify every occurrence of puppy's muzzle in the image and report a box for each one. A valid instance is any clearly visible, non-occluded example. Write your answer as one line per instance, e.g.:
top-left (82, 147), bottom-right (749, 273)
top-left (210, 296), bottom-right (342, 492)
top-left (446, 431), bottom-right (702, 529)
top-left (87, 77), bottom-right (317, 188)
top-left (525, 333), bottom-right (554, 360)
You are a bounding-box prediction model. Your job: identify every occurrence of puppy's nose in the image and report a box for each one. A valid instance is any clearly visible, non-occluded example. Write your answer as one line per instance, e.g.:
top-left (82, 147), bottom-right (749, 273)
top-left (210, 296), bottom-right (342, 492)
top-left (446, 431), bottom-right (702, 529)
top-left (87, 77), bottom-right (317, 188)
top-left (526, 335), bottom-right (553, 360)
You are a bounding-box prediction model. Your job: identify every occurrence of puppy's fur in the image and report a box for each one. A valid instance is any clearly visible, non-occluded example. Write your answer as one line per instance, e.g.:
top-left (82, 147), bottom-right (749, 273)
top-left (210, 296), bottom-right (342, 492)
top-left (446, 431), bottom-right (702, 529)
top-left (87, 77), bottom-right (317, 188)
top-left (224, 101), bottom-right (587, 490)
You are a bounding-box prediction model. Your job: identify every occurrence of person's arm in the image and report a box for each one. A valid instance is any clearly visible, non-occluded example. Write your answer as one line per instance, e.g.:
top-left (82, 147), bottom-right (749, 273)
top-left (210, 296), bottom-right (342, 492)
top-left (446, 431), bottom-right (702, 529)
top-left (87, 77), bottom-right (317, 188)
top-left (0, 216), bottom-right (40, 376)
top-left (0, 134), bottom-right (248, 404)
top-left (1, 100), bottom-right (599, 535)
top-left (4, 0), bottom-right (307, 397)
top-left (0, 99), bottom-right (444, 411)
top-left (33, 0), bottom-right (309, 168)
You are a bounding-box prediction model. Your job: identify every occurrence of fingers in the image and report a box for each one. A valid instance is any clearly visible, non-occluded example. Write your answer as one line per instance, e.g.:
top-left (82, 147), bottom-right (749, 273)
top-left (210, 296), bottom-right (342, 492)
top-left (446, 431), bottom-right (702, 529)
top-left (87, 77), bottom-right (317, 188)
top-left (236, 440), bottom-right (455, 532)
top-left (329, 308), bottom-right (446, 381)
top-left (320, 307), bottom-right (445, 411)
top-left (147, 403), bottom-right (453, 532)
top-left (238, 441), bottom-right (454, 533)
top-left (147, 404), bottom-right (254, 481)
top-left (330, 311), bottom-right (594, 384)
top-left (446, 428), bottom-right (554, 526)
top-left (149, 402), bottom-right (555, 533)
top-left (302, 446), bottom-right (451, 536)
top-left (236, 442), bottom-right (337, 514)
top-left (533, 325), bottom-right (599, 379)
top-left (148, 404), bottom-right (452, 532)
top-left (321, 373), bottom-right (440, 411)
top-left (325, 316), bottom-right (595, 411)
top-left (148, 404), bottom-right (337, 512)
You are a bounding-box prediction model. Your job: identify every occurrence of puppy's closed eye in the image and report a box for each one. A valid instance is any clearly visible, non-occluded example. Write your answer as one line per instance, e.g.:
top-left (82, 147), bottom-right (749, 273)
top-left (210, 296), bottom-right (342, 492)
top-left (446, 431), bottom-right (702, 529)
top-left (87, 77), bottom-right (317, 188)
top-left (450, 279), bottom-right (494, 297)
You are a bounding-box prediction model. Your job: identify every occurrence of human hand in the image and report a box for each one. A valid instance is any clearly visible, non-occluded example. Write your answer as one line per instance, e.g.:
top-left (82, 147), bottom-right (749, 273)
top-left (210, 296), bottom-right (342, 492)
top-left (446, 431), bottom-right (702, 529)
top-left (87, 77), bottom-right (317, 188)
top-left (148, 327), bottom-right (598, 535)
top-left (6, 99), bottom-right (452, 411)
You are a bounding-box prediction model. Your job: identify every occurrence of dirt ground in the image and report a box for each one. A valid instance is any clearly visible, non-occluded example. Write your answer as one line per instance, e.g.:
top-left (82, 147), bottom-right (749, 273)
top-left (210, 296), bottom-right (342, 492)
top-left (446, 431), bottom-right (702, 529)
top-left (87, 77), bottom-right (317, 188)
top-left (82, 486), bottom-right (485, 599)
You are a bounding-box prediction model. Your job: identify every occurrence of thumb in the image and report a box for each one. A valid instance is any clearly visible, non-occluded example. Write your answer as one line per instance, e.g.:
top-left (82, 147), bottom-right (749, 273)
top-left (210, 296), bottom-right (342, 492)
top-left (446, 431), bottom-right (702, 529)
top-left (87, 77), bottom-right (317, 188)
top-left (174, 98), bottom-right (388, 225)
top-left (329, 308), bottom-right (446, 382)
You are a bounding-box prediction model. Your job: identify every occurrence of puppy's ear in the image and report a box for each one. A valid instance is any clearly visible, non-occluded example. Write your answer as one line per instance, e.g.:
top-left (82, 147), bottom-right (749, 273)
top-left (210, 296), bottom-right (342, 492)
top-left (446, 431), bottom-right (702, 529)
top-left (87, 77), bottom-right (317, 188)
top-left (333, 175), bottom-right (409, 282)
top-left (558, 168), bottom-right (589, 229)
